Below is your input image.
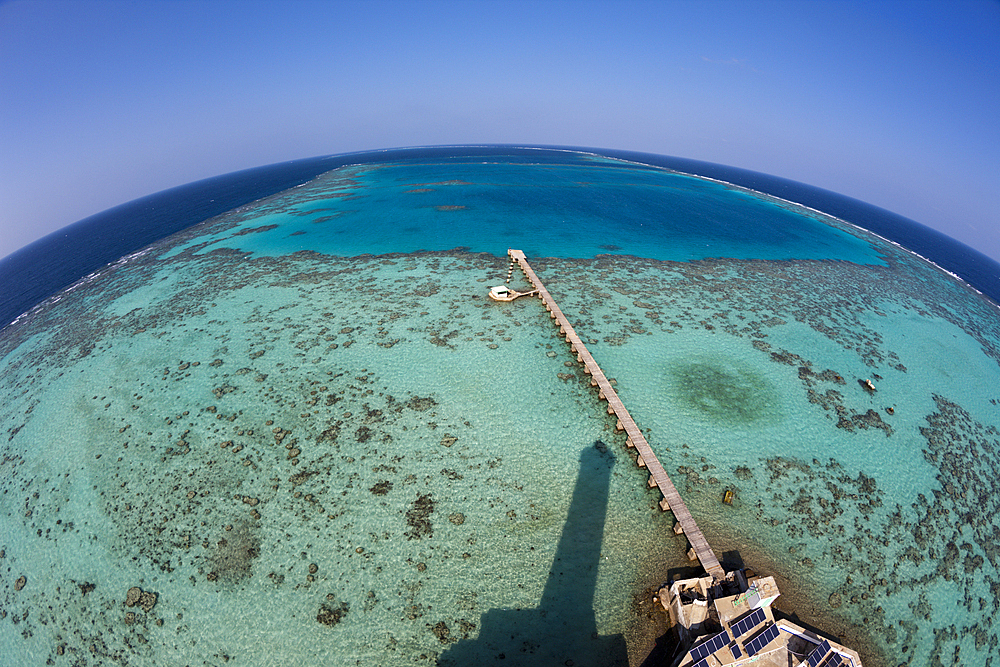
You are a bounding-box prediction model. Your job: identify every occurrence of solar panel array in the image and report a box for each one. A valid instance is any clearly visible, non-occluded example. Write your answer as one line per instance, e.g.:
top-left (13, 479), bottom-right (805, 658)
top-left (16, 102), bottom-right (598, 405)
top-left (745, 623), bottom-right (781, 656)
top-left (807, 640), bottom-right (832, 666)
top-left (729, 607), bottom-right (766, 639)
top-left (730, 643), bottom-right (743, 660)
top-left (690, 629), bottom-right (731, 661)
top-left (690, 660), bottom-right (708, 667)
top-left (818, 652), bottom-right (844, 667)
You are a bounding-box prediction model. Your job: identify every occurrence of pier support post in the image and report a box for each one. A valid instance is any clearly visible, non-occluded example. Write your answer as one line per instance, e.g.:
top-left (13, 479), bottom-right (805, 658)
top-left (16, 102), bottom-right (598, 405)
top-left (673, 521), bottom-right (684, 534)
top-left (637, 454), bottom-right (646, 468)
top-left (648, 475), bottom-right (657, 488)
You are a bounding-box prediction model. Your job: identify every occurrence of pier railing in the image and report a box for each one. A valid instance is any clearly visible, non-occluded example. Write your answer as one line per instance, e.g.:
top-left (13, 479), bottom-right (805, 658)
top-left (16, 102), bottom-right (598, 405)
top-left (508, 249), bottom-right (725, 580)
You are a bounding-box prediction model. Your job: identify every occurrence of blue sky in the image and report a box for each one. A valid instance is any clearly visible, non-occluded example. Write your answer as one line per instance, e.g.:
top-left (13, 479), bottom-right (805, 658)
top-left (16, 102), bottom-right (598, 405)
top-left (1, 0), bottom-right (998, 262)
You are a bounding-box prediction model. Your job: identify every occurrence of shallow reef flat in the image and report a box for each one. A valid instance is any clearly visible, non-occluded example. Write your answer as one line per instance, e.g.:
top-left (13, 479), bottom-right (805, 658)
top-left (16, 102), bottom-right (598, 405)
top-left (0, 238), bottom-right (685, 666)
top-left (533, 245), bottom-right (1000, 666)
top-left (1, 158), bottom-right (999, 666)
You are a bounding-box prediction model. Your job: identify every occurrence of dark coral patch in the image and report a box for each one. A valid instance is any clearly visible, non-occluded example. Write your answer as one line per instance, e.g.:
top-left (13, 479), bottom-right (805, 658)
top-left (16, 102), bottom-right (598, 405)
top-left (405, 493), bottom-right (435, 540)
top-left (317, 601), bottom-right (350, 626)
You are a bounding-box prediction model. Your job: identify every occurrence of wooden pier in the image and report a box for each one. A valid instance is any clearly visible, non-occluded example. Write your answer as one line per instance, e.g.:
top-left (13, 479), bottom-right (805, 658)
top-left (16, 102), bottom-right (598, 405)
top-left (507, 249), bottom-right (725, 581)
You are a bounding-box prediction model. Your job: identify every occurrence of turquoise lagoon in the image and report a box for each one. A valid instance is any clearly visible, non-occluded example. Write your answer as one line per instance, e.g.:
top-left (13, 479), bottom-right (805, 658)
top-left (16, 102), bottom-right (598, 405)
top-left (1, 152), bottom-right (999, 666)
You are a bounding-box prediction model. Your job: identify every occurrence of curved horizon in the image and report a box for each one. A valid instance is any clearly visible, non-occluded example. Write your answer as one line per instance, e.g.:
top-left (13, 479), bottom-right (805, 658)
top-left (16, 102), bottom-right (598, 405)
top-left (3, 145), bottom-right (998, 332)
top-left (2, 1), bottom-right (997, 269)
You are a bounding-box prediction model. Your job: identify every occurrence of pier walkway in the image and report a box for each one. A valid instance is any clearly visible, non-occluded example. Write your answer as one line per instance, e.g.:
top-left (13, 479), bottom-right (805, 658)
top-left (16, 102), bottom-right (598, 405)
top-left (508, 249), bottom-right (725, 581)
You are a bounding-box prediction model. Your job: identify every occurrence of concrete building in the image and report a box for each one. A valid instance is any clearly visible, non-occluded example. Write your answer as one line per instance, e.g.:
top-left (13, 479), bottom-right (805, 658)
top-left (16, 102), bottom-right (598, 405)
top-left (659, 572), bottom-right (863, 667)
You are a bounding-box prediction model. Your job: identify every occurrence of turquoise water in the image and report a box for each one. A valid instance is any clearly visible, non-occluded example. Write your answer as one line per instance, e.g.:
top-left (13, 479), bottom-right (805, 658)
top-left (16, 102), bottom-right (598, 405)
top-left (1, 154), bottom-right (999, 667)
top-left (161, 158), bottom-right (887, 266)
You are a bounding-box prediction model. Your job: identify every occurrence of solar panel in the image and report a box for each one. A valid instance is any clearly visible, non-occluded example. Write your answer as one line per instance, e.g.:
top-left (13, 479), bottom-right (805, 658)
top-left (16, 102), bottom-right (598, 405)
top-left (730, 643), bottom-right (743, 660)
top-left (690, 630), bottom-right (731, 660)
top-left (730, 607), bottom-right (767, 639)
top-left (690, 642), bottom-right (710, 661)
top-left (690, 660), bottom-right (708, 667)
top-left (818, 652), bottom-right (844, 667)
top-left (745, 623), bottom-right (781, 656)
top-left (807, 640), bottom-right (832, 667)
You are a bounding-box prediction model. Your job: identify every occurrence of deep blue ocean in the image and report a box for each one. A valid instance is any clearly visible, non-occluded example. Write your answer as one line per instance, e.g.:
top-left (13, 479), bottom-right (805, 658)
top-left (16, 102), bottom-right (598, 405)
top-left (2, 145), bottom-right (999, 329)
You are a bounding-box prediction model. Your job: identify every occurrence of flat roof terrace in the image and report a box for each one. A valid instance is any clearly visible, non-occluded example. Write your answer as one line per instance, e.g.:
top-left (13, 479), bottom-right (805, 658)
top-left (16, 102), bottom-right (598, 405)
top-left (670, 576), bottom-right (863, 667)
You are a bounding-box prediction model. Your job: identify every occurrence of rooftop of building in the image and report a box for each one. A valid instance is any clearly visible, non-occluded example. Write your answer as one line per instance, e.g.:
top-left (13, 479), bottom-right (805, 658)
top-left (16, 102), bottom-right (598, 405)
top-left (661, 572), bottom-right (863, 667)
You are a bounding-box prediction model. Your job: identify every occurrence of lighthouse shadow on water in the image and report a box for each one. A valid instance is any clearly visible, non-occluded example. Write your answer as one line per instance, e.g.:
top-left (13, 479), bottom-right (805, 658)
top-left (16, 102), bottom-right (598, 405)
top-left (437, 443), bottom-right (629, 666)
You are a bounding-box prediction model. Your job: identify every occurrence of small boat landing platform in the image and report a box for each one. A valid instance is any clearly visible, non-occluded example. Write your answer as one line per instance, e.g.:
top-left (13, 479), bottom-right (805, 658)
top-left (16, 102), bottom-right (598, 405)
top-left (488, 285), bottom-right (538, 302)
